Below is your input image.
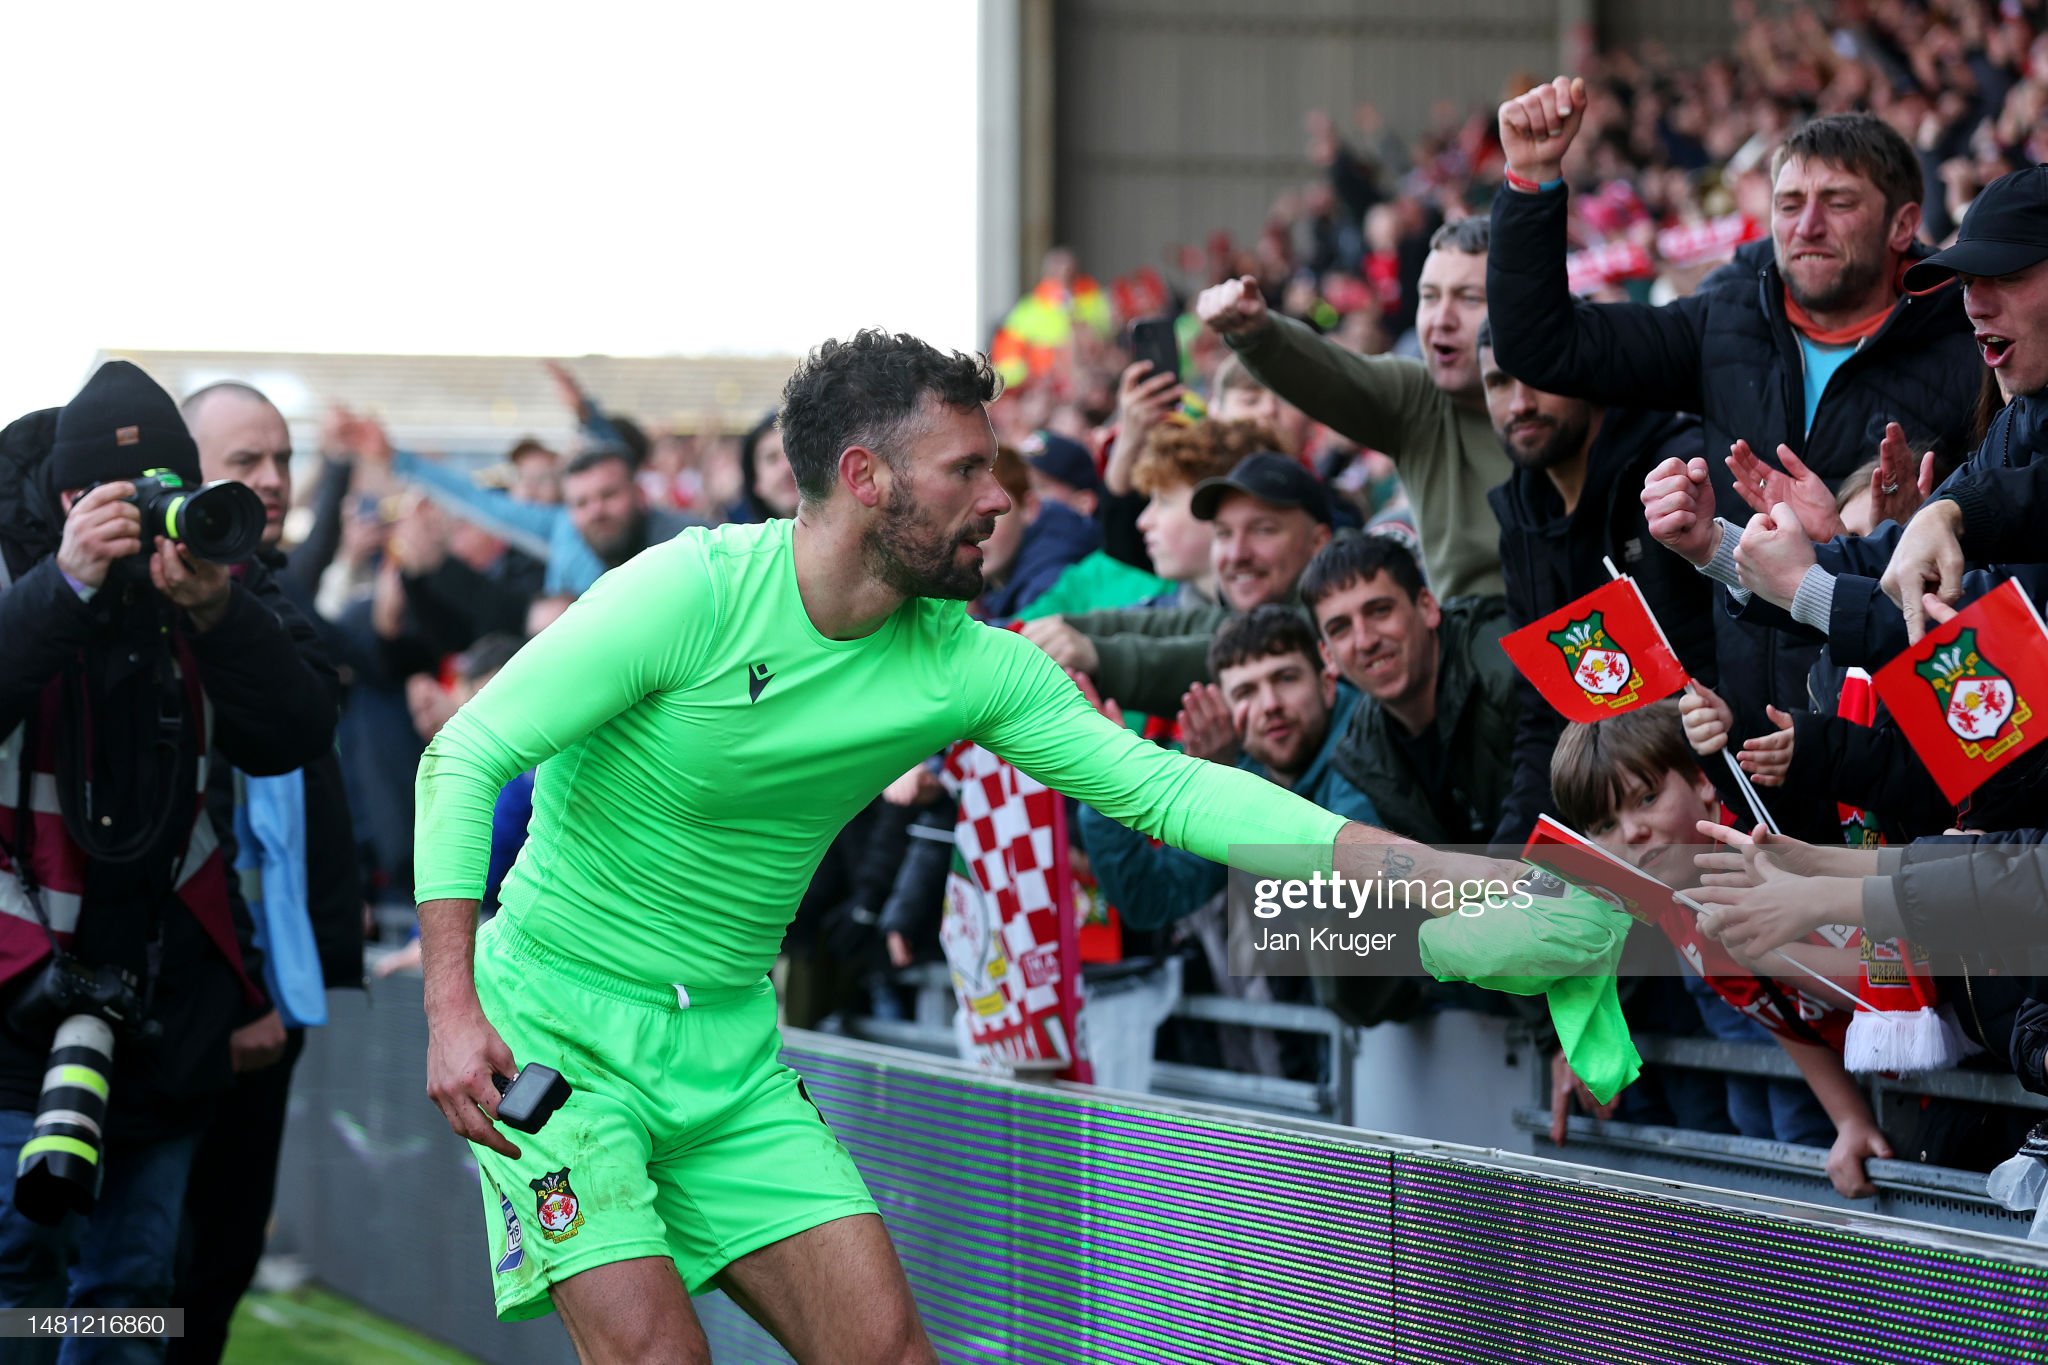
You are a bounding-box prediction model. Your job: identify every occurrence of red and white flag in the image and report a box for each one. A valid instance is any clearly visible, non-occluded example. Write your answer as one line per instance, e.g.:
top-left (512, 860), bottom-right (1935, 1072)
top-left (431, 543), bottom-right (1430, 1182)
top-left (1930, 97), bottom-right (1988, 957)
top-left (1522, 815), bottom-right (1674, 925)
top-left (1500, 576), bottom-right (1689, 724)
top-left (1872, 579), bottom-right (2048, 805)
top-left (936, 743), bottom-right (1091, 1083)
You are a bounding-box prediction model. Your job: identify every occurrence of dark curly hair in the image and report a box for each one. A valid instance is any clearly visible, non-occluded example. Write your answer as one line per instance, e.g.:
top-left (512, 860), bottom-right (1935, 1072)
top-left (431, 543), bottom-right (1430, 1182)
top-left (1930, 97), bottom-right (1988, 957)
top-left (1207, 603), bottom-right (1322, 679)
top-left (778, 330), bottom-right (1001, 505)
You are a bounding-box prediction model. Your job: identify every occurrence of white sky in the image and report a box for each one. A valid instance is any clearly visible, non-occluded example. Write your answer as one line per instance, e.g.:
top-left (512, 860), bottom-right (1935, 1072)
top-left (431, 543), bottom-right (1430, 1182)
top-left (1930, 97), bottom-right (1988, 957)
top-left (0, 2), bottom-right (981, 421)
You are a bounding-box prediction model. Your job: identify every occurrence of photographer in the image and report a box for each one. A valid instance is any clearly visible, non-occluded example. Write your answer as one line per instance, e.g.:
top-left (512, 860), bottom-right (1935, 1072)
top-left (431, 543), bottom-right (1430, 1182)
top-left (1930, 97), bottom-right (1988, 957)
top-left (0, 362), bottom-right (337, 1349)
top-left (170, 381), bottom-right (365, 1365)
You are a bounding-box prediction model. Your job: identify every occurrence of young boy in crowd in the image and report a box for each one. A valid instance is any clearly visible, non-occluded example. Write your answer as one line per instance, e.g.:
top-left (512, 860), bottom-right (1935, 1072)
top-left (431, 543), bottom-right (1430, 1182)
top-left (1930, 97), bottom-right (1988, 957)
top-left (1549, 701), bottom-right (1892, 1198)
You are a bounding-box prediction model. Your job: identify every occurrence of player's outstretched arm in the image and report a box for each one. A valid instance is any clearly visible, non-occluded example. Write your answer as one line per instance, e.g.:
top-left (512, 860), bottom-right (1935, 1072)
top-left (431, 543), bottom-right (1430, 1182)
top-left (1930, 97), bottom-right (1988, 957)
top-left (974, 629), bottom-right (1533, 893)
top-left (414, 535), bottom-right (716, 909)
top-left (1331, 821), bottom-right (1529, 911)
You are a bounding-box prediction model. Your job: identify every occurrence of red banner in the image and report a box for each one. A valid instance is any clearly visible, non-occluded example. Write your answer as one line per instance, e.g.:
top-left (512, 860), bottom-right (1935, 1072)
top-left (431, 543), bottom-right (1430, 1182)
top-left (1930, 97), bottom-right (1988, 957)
top-left (1872, 579), bottom-right (2048, 805)
top-left (1655, 213), bottom-right (1764, 269)
top-left (1500, 577), bottom-right (1689, 724)
top-left (1566, 241), bottom-right (1654, 295)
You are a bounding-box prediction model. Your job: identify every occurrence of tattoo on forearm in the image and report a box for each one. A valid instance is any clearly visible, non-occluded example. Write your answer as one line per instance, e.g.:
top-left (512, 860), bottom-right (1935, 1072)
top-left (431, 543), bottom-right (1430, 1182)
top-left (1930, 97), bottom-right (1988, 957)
top-left (1382, 848), bottom-right (1416, 878)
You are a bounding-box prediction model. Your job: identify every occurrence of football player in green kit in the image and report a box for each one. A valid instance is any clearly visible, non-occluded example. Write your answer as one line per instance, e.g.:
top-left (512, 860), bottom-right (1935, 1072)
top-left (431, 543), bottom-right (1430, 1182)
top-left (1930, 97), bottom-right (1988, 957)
top-left (414, 330), bottom-right (1533, 1363)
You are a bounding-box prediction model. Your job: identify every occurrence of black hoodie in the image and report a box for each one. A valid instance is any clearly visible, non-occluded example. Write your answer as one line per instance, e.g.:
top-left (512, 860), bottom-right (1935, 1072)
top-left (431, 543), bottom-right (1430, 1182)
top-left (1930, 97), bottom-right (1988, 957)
top-left (1486, 407), bottom-right (1715, 849)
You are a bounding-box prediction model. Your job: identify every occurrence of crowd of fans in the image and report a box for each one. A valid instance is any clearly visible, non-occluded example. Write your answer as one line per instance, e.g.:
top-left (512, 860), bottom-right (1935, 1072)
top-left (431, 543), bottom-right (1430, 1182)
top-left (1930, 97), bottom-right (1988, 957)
top-left (230, 0), bottom-right (2048, 1207)
top-left (12, 0), bottom-right (2048, 1350)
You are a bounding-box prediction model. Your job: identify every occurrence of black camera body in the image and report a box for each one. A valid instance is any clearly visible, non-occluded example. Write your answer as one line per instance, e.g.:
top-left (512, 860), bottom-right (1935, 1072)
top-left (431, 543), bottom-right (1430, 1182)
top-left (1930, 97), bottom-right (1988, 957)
top-left (6, 954), bottom-right (151, 1047)
top-left (99, 466), bottom-right (265, 568)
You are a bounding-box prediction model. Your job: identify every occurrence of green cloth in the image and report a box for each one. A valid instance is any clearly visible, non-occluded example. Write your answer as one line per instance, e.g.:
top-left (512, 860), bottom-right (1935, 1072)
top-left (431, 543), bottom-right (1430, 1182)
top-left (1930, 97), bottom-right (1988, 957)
top-left (1416, 872), bottom-right (1642, 1103)
top-left (1227, 314), bottom-right (1511, 598)
top-left (416, 519), bottom-right (1349, 989)
top-left (1015, 550), bottom-right (1172, 622)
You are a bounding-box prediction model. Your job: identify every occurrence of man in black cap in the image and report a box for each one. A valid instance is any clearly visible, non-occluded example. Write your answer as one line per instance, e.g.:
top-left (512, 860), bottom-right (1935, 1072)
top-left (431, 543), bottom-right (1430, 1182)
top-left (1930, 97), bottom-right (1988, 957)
top-left (0, 362), bottom-right (336, 1345)
top-left (1021, 452), bottom-right (1333, 716)
top-left (1881, 164), bottom-right (2048, 636)
top-left (1020, 429), bottom-right (1102, 521)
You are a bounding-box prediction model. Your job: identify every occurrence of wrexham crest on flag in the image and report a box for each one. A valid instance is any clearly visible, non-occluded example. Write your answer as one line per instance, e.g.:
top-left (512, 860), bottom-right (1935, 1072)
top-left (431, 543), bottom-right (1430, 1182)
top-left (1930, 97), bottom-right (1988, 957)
top-left (1916, 629), bottom-right (2030, 758)
top-left (1547, 611), bottom-right (1641, 706)
top-left (530, 1168), bottom-right (586, 1243)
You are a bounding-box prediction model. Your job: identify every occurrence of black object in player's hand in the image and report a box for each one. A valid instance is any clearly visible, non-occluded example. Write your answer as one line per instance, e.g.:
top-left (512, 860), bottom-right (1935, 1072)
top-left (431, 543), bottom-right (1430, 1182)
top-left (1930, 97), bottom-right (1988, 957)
top-left (492, 1063), bottom-right (572, 1134)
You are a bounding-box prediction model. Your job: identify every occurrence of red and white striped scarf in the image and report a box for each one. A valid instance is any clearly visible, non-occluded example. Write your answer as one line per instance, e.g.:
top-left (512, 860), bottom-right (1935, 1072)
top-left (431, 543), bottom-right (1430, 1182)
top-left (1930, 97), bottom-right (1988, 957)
top-left (0, 636), bottom-right (259, 1004)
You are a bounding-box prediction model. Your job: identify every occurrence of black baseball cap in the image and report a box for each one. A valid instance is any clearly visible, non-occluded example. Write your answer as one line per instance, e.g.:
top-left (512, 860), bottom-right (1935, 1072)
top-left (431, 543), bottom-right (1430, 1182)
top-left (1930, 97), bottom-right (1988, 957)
top-left (1022, 429), bottom-right (1101, 494)
top-left (1903, 165), bottom-right (2048, 292)
top-left (1189, 453), bottom-right (1333, 526)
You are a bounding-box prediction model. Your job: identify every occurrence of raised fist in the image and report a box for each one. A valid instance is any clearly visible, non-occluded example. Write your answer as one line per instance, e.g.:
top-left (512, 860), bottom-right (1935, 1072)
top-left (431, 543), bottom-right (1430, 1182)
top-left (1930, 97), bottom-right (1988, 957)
top-left (1195, 276), bottom-right (1270, 340)
top-left (1498, 75), bottom-right (1587, 185)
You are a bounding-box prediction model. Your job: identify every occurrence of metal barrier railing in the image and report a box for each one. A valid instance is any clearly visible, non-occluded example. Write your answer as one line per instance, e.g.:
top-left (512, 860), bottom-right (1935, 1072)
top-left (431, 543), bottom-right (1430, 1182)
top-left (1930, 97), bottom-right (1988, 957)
top-left (769, 1034), bottom-right (2048, 1364)
top-left (863, 971), bottom-right (2047, 1232)
top-left (852, 966), bottom-right (1359, 1120)
top-left (271, 981), bottom-right (2048, 1365)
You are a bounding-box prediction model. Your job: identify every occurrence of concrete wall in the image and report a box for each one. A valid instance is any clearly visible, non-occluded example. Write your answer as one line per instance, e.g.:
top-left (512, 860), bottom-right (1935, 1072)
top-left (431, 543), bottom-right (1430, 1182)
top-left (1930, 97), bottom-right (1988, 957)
top-left (1029, 0), bottom-right (1741, 285)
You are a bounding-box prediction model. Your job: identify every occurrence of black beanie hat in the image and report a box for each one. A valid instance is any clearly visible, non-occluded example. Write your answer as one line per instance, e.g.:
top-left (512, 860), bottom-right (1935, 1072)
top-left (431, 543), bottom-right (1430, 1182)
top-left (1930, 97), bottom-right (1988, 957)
top-left (47, 361), bottom-right (200, 494)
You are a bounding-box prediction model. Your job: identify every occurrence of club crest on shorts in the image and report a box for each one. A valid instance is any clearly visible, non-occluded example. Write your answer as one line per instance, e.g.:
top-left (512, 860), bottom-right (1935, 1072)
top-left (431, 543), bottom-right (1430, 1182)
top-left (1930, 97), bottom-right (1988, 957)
top-left (1547, 611), bottom-right (1641, 707)
top-left (1917, 628), bottom-right (2029, 756)
top-left (530, 1168), bottom-right (586, 1243)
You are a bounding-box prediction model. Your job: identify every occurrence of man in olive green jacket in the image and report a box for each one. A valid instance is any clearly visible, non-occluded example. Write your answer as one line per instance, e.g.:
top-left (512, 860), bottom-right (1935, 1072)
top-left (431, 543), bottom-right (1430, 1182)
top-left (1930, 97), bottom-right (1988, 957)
top-left (1021, 453), bottom-right (1331, 717)
top-left (1197, 218), bottom-right (1510, 600)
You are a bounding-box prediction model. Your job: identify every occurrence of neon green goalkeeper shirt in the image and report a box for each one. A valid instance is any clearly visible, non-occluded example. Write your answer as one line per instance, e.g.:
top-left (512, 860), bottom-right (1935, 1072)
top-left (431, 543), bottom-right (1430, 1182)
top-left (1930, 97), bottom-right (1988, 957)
top-left (414, 519), bottom-right (1348, 988)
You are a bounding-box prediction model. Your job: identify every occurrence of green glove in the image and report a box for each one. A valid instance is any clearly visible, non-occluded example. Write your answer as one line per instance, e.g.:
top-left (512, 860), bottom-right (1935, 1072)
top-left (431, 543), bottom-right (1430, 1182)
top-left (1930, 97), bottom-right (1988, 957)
top-left (1417, 869), bottom-right (1641, 1104)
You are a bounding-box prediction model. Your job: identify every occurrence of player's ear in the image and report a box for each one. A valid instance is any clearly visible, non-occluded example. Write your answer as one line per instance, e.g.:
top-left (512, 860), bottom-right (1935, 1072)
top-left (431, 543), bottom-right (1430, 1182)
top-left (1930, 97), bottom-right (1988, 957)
top-left (840, 444), bottom-right (887, 509)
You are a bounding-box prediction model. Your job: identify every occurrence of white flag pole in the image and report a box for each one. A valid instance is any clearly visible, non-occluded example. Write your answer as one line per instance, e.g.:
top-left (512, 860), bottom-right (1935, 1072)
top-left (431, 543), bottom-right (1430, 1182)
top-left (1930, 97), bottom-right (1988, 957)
top-left (1674, 889), bottom-right (1878, 1015)
top-left (1608, 541), bottom-right (1781, 838)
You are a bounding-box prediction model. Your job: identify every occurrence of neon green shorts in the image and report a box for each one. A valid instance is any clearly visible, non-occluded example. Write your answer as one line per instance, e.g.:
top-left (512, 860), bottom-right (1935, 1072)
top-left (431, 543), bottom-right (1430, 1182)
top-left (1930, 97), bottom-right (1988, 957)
top-left (470, 915), bottom-right (876, 1322)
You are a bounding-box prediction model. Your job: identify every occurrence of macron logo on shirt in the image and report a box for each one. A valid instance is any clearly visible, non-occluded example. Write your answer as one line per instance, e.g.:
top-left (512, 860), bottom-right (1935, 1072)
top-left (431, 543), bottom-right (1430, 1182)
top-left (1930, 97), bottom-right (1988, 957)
top-left (747, 662), bottom-right (775, 703)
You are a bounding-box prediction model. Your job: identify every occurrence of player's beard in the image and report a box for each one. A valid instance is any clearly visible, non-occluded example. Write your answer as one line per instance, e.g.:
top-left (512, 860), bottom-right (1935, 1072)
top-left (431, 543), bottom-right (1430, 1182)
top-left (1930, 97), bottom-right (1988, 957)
top-left (862, 481), bottom-right (992, 601)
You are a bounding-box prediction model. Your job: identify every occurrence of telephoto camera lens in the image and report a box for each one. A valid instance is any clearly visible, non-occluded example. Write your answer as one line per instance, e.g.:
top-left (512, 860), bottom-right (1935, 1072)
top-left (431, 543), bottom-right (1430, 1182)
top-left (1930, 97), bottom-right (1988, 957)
top-left (130, 469), bottom-right (265, 563)
top-left (14, 1016), bottom-right (115, 1225)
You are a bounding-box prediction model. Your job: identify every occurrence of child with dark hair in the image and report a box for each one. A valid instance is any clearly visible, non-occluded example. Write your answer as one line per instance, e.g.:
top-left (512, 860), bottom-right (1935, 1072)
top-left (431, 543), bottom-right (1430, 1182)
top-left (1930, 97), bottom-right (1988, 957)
top-left (1550, 701), bottom-right (1891, 1198)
